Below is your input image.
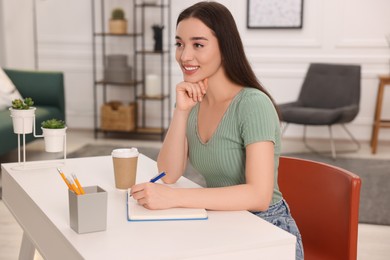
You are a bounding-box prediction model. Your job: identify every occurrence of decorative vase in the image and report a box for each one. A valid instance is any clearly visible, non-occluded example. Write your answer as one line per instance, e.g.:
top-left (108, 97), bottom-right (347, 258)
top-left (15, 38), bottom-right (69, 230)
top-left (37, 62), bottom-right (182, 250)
top-left (146, 74), bottom-right (160, 97)
top-left (152, 25), bottom-right (164, 51)
top-left (9, 107), bottom-right (36, 134)
top-left (109, 20), bottom-right (127, 34)
top-left (41, 127), bottom-right (67, 152)
top-left (104, 55), bottom-right (133, 83)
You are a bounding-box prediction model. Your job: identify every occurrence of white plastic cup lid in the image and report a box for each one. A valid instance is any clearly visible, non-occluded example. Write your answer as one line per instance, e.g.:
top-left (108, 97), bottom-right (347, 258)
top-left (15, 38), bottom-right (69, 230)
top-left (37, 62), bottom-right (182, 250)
top-left (111, 148), bottom-right (139, 158)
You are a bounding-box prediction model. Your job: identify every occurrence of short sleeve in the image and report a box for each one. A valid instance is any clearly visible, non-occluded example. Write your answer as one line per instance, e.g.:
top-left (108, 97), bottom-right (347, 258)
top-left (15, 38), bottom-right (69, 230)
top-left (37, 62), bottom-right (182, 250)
top-left (238, 91), bottom-right (280, 147)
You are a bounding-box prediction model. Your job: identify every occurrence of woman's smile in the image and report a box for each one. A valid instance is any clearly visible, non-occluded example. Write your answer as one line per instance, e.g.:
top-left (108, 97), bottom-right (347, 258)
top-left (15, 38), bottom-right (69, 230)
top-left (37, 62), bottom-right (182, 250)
top-left (182, 64), bottom-right (200, 75)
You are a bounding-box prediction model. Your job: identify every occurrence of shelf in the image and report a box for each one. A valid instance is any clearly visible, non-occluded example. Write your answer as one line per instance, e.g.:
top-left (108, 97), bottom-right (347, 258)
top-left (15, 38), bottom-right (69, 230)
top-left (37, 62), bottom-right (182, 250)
top-left (136, 50), bottom-right (169, 55)
top-left (95, 80), bottom-right (142, 87)
top-left (135, 4), bottom-right (169, 8)
top-left (92, 0), bottom-right (171, 140)
top-left (94, 32), bottom-right (142, 37)
top-left (136, 127), bottom-right (165, 134)
top-left (137, 94), bottom-right (169, 100)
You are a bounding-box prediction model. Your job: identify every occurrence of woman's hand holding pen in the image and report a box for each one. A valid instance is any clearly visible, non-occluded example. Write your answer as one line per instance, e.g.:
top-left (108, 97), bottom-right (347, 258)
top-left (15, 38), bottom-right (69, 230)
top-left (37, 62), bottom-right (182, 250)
top-left (130, 183), bottom-right (177, 210)
top-left (176, 78), bottom-right (208, 111)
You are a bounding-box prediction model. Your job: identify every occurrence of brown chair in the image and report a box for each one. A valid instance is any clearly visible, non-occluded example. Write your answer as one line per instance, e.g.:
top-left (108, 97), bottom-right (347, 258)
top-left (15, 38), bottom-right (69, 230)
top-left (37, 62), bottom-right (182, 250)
top-left (278, 156), bottom-right (361, 260)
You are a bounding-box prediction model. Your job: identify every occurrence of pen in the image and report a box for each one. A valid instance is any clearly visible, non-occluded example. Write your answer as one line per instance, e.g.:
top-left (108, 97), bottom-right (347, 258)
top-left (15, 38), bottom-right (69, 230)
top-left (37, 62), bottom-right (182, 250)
top-left (57, 168), bottom-right (72, 190)
top-left (72, 173), bottom-right (85, 195)
top-left (149, 172), bottom-right (166, 183)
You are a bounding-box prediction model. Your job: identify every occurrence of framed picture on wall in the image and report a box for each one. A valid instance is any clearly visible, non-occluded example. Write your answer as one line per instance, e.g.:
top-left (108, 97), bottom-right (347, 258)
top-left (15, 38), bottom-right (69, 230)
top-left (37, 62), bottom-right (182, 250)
top-left (247, 0), bottom-right (304, 29)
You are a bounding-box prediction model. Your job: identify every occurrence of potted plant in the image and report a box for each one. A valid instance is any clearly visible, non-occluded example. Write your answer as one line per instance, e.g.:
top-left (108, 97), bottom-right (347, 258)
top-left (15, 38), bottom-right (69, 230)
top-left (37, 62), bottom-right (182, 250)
top-left (41, 118), bottom-right (67, 153)
top-left (9, 97), bottom-right (36, 134)
top-left (109, 8), bottom-right (127, 34)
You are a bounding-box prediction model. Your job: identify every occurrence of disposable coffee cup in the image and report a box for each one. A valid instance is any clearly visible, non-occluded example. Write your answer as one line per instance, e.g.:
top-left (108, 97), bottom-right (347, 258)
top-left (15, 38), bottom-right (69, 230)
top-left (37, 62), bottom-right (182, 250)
top-left (112, 148), bottom-right (139, 189)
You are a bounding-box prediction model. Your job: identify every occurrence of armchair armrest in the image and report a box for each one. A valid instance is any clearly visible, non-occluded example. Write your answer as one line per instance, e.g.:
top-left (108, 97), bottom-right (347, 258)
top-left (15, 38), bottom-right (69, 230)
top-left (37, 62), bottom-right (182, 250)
top-left (277, 101), bottom-right (303, 109)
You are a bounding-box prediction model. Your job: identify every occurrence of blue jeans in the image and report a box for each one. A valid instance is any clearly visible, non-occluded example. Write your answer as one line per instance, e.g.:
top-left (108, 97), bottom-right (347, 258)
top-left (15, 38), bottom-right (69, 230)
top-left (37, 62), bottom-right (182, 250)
top-left (252, 199), bottom-right (304, 260)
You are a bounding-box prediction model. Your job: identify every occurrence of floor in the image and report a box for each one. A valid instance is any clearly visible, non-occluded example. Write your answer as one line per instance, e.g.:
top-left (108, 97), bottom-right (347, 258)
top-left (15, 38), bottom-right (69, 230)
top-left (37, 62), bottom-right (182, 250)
top-left (1, 129), bottom-right (390, 259)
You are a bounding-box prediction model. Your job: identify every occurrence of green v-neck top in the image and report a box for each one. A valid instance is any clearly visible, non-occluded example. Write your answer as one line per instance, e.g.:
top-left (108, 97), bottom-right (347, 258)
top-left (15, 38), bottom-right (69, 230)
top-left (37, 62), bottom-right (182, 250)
top-left (186, 87), bottom-right (283, 205)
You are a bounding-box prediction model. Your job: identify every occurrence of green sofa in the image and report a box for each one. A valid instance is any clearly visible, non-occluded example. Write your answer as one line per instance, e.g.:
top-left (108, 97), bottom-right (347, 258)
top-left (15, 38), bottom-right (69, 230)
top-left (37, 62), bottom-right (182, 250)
top-left (0, 69), bottom-right (65, 156)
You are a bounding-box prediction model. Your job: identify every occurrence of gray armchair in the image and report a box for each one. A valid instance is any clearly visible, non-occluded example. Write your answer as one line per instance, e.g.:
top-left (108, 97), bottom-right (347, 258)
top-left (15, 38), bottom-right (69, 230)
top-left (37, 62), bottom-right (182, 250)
top-left (278, 63), bottom-right (361, 158)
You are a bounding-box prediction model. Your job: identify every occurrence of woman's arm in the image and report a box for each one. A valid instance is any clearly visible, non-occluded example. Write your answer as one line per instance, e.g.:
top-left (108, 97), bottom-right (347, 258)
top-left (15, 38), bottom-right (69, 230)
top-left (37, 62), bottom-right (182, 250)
top-left (134, 141), bottom-right (275, 212)
top-left (157, 108), bottom-right (190, 183)
top-left (157, 79), bottom-right (207, 183)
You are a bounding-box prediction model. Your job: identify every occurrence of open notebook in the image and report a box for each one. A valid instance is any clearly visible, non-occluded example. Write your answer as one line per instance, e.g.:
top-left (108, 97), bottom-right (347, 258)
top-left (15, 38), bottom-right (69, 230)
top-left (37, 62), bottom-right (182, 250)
top-left (127, 189), bottom-right (208, 221)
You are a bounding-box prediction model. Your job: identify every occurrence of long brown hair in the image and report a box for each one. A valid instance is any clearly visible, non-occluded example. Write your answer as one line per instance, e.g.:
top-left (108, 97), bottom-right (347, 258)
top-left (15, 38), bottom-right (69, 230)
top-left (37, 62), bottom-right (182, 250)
top-left (176, 1), bottom-right (278, 110)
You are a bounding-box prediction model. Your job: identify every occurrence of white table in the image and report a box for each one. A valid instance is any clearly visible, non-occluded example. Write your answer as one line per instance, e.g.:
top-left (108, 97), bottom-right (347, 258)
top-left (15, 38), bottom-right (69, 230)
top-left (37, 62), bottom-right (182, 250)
top-left (2, 155), bottom-right (296, 259)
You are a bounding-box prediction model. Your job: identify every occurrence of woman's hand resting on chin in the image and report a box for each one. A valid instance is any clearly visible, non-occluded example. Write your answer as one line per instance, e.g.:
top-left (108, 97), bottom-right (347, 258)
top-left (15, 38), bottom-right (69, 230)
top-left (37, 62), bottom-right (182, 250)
top-left (176, 78), bottom-right (208, 111)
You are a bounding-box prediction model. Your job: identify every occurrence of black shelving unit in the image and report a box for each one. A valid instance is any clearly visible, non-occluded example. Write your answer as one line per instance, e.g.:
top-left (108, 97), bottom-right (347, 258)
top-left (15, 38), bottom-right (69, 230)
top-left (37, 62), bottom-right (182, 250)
top-left (91, 0), bottom-right (171, 140)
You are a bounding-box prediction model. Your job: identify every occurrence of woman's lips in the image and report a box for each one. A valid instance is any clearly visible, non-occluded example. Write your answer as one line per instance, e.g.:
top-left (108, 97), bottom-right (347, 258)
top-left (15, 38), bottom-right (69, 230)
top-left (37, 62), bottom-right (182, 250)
top-left (182, 65), bottom-right (199, 75)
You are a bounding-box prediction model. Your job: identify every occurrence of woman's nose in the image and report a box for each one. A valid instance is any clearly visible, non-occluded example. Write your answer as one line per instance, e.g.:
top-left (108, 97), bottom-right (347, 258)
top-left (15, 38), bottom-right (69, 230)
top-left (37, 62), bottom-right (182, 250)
top-left (179, 47), bottom-right (194, 62)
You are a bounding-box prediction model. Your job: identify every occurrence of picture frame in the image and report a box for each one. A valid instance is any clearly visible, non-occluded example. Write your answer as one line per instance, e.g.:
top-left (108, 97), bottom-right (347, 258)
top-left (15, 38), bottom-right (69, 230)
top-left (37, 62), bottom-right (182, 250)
top-left (247, 0), bottom-right (304, 29)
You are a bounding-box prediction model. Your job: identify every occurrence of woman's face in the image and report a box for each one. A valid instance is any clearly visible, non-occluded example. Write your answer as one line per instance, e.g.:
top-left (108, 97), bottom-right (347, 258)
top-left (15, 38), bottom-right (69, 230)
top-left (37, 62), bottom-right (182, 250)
top-left (175, 18), bottom-right (223, 83)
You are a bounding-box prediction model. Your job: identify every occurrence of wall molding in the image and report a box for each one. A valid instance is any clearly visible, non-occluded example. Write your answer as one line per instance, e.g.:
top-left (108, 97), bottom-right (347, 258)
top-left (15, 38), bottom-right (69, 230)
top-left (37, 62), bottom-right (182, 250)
top-left (336, 38), bottom-right (389, 49)
top-left (244, 38), bottom-right (322, 48)
top-left (248, 54), bottom-right (388, 64)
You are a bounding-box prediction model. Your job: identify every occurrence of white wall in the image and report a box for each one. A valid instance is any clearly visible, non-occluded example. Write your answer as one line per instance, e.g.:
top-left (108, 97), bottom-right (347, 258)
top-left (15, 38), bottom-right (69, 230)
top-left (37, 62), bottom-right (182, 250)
top-left (0, 0), bottom-right (5, 66)
top-left (2, 0), bottom-right (390, 141)
top-left (2, 0), bottom-right (35, 68)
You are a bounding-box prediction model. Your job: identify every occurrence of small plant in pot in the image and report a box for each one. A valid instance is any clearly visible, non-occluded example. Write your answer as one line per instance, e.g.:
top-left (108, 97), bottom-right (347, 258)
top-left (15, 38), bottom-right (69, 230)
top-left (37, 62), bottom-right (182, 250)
top-left (109, 8), bottom-right (127, 34)
top-left (9, 97), bottom-right (36, 134)
top-left (41, 118), bottom-right (67, 153)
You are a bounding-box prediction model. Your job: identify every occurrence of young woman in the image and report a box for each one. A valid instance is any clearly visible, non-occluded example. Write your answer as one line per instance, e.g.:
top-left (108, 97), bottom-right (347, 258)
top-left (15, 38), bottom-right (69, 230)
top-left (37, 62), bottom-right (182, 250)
top-left (131, 2), bottom-right (303, 258)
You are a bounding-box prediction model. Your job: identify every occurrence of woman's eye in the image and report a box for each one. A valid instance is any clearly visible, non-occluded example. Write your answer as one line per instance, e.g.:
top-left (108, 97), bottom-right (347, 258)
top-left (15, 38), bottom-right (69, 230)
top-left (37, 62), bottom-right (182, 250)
top-left (194, 43), bottom-right (204, 48)
top-left (175, 42), bottom-right (183, 48)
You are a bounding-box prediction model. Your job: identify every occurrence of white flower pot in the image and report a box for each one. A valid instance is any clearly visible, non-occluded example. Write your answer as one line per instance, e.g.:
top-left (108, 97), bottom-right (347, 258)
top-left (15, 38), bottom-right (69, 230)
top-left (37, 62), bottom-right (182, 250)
top-left (9, 107), bottom-right (36, 134)
top-left (42, 127), bottom-right (67, 153)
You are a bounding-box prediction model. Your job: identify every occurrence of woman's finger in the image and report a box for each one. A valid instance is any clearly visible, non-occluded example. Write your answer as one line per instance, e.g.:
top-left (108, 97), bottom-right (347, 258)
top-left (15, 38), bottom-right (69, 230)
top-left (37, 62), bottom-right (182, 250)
top-left (130, 184), bottom-right (142, 194)
top-left (131, 188), bottom-right (145, 199)
top-left (189, 83), bottom-right (201, 102)
top-left (197, 79), bottom-right (208, 101)
top-left (184, 83), bottom-right (194, 98)
top-left (136, 197), bottom-right (148, 207)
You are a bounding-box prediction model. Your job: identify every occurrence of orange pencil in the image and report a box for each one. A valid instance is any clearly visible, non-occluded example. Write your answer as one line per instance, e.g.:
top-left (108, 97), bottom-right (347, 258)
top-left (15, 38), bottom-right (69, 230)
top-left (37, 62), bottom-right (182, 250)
top-left (72, 173), bottom-right (85, 195)
top-left (57, 168), bottom-right (72, 190)
top-left (67, 176), bottom-right (81, 195)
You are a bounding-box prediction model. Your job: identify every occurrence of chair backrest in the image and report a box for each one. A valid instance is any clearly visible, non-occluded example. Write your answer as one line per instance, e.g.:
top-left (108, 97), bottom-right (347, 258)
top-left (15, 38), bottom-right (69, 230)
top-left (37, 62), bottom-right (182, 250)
top-left (299, 63), bottom-right (361, 109)
top-left (278, 156), bottom-right (361, 260)
top-left (4, 68), bottom-right (65, 119)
